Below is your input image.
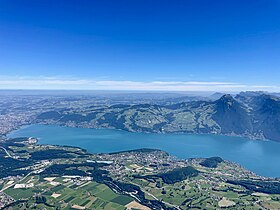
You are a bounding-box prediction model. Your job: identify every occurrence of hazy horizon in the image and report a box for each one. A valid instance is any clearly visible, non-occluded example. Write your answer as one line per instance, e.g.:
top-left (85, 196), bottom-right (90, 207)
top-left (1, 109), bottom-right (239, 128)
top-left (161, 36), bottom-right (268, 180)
top-left (1, 0), bottom-right (279, 91)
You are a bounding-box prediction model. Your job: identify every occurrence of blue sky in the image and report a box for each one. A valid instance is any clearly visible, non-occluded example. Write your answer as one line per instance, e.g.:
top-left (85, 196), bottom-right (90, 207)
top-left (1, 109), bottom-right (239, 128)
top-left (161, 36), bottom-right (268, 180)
top-left (0, 0), bottom-right (280, 91)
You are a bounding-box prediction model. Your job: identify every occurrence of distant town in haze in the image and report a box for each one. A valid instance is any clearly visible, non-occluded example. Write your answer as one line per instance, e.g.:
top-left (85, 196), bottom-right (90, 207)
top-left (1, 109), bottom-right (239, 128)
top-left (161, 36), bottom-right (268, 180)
top-left (1, 0), bottom-right (280, 209)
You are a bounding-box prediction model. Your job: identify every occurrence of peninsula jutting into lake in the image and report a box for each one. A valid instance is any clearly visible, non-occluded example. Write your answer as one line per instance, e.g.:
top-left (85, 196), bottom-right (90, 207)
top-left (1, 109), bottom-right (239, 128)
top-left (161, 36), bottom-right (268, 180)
top-left (1, 134), bottom-right (280, 209)
top-left (7, 124), bottom-right (280, 178)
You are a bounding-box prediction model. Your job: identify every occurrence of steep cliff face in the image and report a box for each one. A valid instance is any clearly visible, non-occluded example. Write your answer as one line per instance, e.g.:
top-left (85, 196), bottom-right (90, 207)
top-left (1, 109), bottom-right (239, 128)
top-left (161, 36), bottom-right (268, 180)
top-left (252, 95), bottom-right (280, 141)
top-left (212, 94), bottom-right (252, 135)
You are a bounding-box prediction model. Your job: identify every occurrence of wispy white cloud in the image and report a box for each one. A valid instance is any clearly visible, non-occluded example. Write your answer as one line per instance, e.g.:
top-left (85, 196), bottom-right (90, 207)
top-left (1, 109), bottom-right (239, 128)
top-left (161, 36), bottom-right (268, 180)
top-left (0, 75), bottom-right (279, 92)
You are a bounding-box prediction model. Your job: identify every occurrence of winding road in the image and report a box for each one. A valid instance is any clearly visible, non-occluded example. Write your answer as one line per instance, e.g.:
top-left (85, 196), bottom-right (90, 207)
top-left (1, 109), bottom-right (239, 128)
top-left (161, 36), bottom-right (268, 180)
top-left (0, 146), bottom-right (12, 158)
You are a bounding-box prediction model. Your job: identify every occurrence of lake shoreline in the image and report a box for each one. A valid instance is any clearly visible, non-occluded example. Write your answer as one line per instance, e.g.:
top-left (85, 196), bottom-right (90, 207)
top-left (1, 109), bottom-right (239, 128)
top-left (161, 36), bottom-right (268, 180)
top-left (6, 122), bottom-right (271, 143)
top-left (7, 124), bottom-right (280, 178)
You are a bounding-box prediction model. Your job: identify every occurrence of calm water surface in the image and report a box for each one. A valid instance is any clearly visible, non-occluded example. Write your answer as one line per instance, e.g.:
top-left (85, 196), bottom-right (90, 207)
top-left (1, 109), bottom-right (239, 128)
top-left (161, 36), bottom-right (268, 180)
top-left (7, 124), bottom-right (280, 177)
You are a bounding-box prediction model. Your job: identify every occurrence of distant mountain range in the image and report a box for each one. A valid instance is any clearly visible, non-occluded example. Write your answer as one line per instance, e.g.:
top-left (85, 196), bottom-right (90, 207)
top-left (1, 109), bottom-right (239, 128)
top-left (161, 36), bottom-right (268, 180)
top-left (37, 91), bottom-right (280, 142)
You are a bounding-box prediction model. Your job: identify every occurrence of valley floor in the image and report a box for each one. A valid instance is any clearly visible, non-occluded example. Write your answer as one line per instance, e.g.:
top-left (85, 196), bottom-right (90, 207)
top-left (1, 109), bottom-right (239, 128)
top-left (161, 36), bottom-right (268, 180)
top-left (0, 137), bottom-right (280, 209)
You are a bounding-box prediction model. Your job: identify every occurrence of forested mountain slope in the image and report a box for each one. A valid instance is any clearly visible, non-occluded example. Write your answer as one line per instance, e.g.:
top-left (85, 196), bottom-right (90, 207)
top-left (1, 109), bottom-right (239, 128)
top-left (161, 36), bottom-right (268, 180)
top-left (37, 92), bottom-right (280, 142)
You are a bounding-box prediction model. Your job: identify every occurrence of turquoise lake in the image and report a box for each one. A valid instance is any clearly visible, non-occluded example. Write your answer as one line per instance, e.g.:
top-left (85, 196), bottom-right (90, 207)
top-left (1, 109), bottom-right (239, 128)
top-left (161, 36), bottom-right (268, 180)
top-left (7, 124), bottom-right (280, 178)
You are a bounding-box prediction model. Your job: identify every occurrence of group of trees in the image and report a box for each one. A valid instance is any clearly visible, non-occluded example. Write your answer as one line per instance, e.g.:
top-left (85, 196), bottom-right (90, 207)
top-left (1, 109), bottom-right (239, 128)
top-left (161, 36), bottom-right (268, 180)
top-left (158, 166), bottom-right (200, 184)
top-left (0, 151), bottom-right (31, 178)
top-left (35, 196), bottom-right (47, 204)
top-left (199, 157), bottom-right (223, 168)
top-left (35, 196), bottom-right (55, 207)
top-left (30, 149), bottom-right (76, 160)
top-left (41, 162), bottom-right (108, 177)
top-left (135, 166), bottom-right (200, 184)
top-left (227, 180), bottom-right (280, 194)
